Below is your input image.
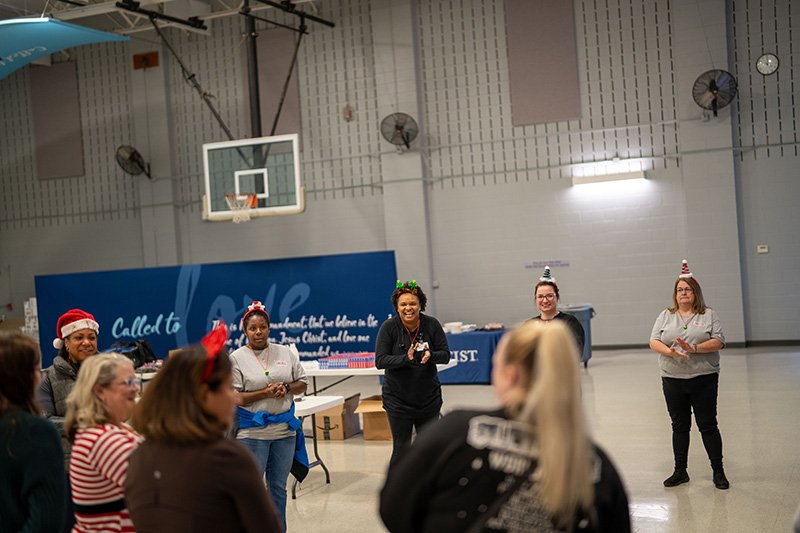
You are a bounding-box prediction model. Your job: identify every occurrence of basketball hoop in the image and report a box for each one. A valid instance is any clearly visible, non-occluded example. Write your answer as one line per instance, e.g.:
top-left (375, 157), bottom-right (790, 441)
top-left (224, 193), bottom-right (258, 223)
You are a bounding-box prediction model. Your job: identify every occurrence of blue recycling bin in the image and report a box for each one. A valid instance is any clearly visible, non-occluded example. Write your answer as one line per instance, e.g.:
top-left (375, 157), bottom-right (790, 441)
top-left (560, 303), bottom-right (594, 367)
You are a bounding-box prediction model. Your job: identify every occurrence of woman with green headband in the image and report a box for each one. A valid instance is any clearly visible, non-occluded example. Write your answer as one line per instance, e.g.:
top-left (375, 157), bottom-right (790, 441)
top-left (376, 280), bottom-right (451, 467)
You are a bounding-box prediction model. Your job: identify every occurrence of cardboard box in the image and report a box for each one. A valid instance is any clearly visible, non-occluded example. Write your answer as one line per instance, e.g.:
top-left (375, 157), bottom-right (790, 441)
top-left (355, 395), bottom-right (392, 441)
top-left (0, 318), bottom-right (24, 331)
top-left (315, 393), bottom-right (362, 440)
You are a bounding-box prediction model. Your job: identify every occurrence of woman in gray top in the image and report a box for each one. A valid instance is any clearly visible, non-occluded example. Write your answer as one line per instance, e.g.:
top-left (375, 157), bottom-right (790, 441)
top-left (649, 260), bottom-right (729, 490)
top-left (229, 301), bottom-right (308, 532)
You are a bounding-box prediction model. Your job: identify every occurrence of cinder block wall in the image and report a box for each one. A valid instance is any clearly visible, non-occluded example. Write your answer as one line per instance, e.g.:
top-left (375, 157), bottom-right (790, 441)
top-left (1, 0), bottom-right (797, 345)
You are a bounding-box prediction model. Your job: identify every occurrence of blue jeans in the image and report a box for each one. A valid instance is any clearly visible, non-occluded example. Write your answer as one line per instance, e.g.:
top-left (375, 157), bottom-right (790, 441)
top-left (240, 435), bottom-right (296, 532)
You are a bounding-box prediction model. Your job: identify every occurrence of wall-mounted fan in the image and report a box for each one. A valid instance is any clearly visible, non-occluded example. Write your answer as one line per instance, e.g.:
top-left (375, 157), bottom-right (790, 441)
top-left (380, 112), bottom-right (419, 150)
top-left (115, 145), bottom-right (151, 178)
top-left (692, 70), bottom-right (737, 117)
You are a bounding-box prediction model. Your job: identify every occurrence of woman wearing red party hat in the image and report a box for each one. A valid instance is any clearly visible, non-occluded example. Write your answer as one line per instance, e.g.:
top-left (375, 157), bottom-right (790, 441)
top-left (649, 260), bottom-right (730, 490)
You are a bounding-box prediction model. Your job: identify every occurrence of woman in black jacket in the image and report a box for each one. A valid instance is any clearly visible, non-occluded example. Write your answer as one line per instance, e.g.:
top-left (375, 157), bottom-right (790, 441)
top-left (375, 280), bottom-right (451, 466)
top-left (380, 322), bottom-right (631, 533)
top-left (0, 331), bottom-right (67, 532)
top-left (528, 266), bottom-right (585, 356)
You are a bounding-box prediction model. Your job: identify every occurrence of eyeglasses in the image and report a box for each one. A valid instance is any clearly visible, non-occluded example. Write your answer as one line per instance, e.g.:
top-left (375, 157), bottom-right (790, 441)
top-left (536, 294), bottom-right (556, 301)
top-left (117, 377), bottom-right (140, 389)
top-left (676, 288), bottom-right (694, 294)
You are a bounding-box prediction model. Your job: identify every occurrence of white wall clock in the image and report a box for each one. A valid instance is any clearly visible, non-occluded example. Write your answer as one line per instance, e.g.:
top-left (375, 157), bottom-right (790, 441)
top-left (756, 53), bottom-right (779, 76)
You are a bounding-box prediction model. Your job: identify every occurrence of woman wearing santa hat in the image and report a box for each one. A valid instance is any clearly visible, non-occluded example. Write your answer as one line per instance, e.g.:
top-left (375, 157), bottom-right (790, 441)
top-left (36, 308), bottom-right (101, 531)
top-left (37, 309), bottom-right (101, 434)
top-left (649, 260), bottom-right (729, 490)
top-left (528, 266), bottom-right (585, 356)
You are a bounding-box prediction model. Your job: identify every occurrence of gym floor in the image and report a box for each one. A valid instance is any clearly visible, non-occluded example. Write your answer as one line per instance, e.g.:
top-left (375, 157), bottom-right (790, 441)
top-left (288, 346), bottom-right (800, 532)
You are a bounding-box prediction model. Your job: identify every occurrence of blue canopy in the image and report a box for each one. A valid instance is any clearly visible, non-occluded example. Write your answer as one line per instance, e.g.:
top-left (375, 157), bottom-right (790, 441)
top-left (0, 18), bottom-right (129, 81)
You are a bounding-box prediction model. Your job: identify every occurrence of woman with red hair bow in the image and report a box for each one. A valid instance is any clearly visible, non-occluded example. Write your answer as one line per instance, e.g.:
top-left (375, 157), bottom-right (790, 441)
top-left (126, 323), bottom-right (281, 532)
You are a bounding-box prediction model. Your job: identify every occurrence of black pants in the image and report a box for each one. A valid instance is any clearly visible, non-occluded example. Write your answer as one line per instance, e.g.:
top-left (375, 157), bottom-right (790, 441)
top-left (662, 373), bottom-right (724, 471)
top-left (387, 413), bottom-right (439, 467)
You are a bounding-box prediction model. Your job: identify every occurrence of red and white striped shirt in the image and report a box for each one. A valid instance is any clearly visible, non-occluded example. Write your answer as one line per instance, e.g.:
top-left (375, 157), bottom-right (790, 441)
top-left (69, 423), bottom-right (142, 532)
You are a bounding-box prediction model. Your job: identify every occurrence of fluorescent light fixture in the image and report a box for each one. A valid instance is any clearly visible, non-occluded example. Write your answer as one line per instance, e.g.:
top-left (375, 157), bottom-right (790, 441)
top-left (572, 170), bottom-right (646, 186)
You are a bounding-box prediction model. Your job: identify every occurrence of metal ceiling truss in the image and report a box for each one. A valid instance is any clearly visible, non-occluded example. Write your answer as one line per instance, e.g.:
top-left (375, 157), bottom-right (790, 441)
top-left (0, 0), bottom-right (323, 35)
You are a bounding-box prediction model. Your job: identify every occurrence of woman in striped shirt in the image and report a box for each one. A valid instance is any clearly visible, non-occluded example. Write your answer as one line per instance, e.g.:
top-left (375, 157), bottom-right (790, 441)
top-left (65, 353), bottom-right (142, 532)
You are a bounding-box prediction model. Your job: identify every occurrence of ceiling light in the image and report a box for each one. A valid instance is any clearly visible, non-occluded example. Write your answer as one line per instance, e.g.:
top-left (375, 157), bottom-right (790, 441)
top-left (572, 170), bottom-right (646, 186)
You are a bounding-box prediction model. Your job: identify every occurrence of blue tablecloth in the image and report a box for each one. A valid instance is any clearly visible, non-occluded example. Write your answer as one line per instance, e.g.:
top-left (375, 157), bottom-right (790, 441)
top-left (439, 330), bottom-right (505, 384)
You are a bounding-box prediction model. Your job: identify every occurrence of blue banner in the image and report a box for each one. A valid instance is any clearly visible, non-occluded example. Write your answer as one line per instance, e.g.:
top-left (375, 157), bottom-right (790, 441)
top-left (1, 18), bottom-right (128, 81)
top-left (35, 251), bottom-right (396, 367)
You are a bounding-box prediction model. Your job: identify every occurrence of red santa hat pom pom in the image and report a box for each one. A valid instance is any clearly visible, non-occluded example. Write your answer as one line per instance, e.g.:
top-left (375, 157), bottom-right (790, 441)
top-left (53, 309), bottom-right (99, 350)
top-left (539, 266), bottom-right (556, 283)
top-left (679, 259), bottom-right (693, 279)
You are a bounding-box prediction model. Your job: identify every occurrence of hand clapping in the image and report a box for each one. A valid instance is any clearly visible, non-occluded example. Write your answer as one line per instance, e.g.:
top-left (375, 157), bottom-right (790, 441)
top-left (407, 347), bottom-right (431, 364)
top-left (671, 338), bottom-right (692, 360)
top-left (420, 350), bottom-right (431, 364)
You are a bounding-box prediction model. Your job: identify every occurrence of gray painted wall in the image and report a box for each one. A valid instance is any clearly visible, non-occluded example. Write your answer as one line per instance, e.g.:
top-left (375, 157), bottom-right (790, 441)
top-left (1, 0), bottom-right (797, 345)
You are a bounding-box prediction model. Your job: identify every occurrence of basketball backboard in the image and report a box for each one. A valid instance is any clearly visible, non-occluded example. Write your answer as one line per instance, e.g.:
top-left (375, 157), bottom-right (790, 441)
top-left (203, 134), bottom-right (304, 221)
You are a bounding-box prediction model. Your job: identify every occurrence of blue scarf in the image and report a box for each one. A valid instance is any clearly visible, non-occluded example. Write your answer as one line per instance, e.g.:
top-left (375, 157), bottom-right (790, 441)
top-left (236, 403), bottom-right (310, 482)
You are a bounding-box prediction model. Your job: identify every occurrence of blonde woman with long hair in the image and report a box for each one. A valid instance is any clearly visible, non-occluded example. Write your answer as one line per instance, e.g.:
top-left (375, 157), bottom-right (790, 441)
top-left (65, 353), bottom-right (142, 532)
top-left (380, 321), bottom-right (630, 532)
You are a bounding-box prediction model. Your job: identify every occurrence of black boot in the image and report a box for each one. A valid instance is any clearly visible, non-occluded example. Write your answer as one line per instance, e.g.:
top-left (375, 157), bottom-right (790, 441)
top-left (663, 468), bottom-right (690, 487)
top-left (713, 469), bottom-right (729, 490)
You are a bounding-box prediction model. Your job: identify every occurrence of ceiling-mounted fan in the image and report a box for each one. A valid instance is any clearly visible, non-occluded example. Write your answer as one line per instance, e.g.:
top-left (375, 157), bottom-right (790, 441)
top-left (692, 69), bottom-right (737, 117)
top-left (380, 112), bottom-right (419, 150)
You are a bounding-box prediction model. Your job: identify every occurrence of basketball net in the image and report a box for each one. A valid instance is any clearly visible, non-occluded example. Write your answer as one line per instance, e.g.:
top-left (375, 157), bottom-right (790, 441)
top-left (224, 194), bottom-right (257, 223)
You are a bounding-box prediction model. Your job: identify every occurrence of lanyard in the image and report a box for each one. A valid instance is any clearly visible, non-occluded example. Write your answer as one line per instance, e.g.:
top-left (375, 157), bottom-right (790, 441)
top-left (250, 344), bottom-right (271, 377)
top-left (403, 323), bottom-right (421, 349)
top-left (679, 313), bottom-right (697, 330)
